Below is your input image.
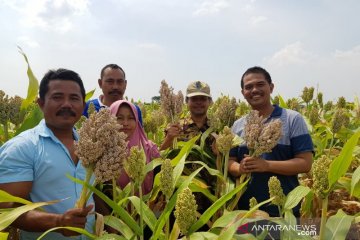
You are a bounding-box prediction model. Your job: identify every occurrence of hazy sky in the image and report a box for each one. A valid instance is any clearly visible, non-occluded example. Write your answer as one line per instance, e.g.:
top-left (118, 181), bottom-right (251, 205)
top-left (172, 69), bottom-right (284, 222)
top-left (1, 0), bottom-right (359, 103)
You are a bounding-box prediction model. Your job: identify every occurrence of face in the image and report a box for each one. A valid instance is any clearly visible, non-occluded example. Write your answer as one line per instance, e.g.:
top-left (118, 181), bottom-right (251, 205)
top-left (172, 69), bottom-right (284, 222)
top-left (98, 67), bottom-right (127, 104)
top-left (187, 95), bottom-right (211, 117)
top-left (116, 104), bottom-right (136, 139)
top-left (241, 73), bottom-right (274, 110)
top-left (38, 80), bottom-right (85, 131)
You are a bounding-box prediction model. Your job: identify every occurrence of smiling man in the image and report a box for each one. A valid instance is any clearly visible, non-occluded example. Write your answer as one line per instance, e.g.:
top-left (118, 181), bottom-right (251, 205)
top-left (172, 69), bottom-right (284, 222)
top-left (159, 81), bottom-right (216, 218)
top-left (83, 64), bottom-right (143, 124)
top-left (228, 66), bottom-right (314, 217)
top-left (160, 81), bottom-right (213, 150)
top-left (0, 69), bottom-right (94, 239)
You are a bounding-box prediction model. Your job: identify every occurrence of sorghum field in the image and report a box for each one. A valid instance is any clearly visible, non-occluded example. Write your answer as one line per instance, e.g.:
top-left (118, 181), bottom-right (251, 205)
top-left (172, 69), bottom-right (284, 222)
top-left (1, 51), bottom-right (359, 240)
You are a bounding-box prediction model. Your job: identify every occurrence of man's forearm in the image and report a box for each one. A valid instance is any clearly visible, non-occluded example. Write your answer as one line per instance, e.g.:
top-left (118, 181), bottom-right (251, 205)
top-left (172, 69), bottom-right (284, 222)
top-left (266, 157), bottom-right (312, 175)
top-left (159, 136), bottom-right (174, 150)
top-left (13, 210), bottom-right (61, 232)
top-left (228, 159), bottom-right (243, 177)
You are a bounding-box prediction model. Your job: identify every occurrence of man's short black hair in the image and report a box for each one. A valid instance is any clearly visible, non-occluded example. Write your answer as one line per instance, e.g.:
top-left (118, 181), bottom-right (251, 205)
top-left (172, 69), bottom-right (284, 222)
top-left (100, 64), bottom-right (126, 79)
top-left (241, 66), bottom-right (272, 89)
top-left (39, 68), bottom-right (86, 100)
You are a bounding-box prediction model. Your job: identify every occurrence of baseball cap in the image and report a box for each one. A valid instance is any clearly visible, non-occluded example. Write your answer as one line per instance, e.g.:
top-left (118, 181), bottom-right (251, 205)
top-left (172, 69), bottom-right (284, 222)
top-left (186, 81), bottom-right (211, 98)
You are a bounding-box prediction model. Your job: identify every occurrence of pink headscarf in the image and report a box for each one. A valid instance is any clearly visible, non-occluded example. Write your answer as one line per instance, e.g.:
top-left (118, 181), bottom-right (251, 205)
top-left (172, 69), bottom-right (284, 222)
top-left (109, 100), bottom-right (160, 195)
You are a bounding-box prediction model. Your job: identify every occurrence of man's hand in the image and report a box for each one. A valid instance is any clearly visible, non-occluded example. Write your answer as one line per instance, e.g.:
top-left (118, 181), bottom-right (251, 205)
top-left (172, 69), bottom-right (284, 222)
top-left (57, 204), bottom-right (93, 236)
top-left (160, 123), bottom-right (181, 150)
top-left (242, 155), bottom-right (269, 173)
top-left (165, 123), bottom-right (181, 139)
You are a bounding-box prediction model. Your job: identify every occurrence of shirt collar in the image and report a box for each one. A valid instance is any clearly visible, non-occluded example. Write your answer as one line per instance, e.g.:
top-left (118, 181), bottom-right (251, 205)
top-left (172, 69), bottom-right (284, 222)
top-left (270, 104), bottom-right (282, 118)
top-left (37, 119), bottom-right (79, 141)
top-left (98, 95), bottom-right (107, 107)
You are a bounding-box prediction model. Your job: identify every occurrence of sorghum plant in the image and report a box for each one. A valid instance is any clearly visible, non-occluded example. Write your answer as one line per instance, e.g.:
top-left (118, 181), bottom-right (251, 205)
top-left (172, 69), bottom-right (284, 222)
top-left (159, 80), bottom-right (184, 148)
top-left (208, 95), bottom-right (239, 132)
top-left (124, 145), bottom-right (147, 240)
top-left (75, 108), bottom-right (128, 208)
top-left (268, 176), bottom-right (286, 216)
top-left (174, 188), bottom-right (198, 238)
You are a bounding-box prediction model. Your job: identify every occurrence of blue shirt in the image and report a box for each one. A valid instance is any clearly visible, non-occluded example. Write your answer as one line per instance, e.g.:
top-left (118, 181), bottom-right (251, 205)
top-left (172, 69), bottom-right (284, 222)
top-left (230, 105), bottom-right (313, 216)
top-left (0, 120), bottom-right (94, 240)
top-left (83, 97), bottom-right (143, 125)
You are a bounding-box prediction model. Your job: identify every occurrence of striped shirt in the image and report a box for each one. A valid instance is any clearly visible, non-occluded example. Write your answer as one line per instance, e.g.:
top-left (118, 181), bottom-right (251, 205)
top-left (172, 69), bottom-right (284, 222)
top-left (230, 105), bottom-right (313, 216)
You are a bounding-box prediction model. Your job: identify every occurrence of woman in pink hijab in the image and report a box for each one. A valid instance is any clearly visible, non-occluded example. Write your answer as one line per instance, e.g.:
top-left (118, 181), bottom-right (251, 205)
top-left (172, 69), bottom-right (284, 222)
top-left (109, 100), bottom-right (160, 195)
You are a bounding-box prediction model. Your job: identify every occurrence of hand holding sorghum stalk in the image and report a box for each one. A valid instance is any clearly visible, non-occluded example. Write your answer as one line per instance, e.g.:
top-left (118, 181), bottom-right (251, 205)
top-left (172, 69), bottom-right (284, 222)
top-left (174, 188), bottom-right (198, 238)
top-left (75, 108), bottom-right (128, 208)
top-left (240, 110), bottom-right (282, 207)
top-left (159, 159), bottom-right (174, 239)
top-left (268, 176), bottom-right (286, 217)
top-left (124, 145), bottom-right (146, 240)
top-left (159, 80), bottom-right (184, 148)
top-left (312, 155), bottom-right (332, 240)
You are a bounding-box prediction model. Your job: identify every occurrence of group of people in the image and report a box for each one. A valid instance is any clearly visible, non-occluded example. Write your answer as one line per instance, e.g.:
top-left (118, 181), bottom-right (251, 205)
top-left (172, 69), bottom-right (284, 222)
top-left (0, 64), bottom-right (313, 239)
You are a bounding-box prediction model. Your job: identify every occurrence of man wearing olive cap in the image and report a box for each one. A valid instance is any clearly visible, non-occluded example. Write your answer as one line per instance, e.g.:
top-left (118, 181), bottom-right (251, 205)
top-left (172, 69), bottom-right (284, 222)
top-left (160, 81), bottom-right (215, 216)
top-left (160, 81), bottom-right (212, 150)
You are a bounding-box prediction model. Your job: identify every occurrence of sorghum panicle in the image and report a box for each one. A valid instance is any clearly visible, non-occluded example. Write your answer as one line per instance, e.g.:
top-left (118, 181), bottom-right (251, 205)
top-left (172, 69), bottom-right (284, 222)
top-left (309, 107), bottom-right (320, 126)
top-left (324, 101), bottom-right (333, 112)
top-left (253, 119), bottom-right (282, 157)
top-left (160, 159), bottom-right (174, 200)
top-left (331, 108), bottom-right (349, 134)
top-left (216, 126), bottom-right (234, 154)
top-left (76, 108), bottom-right (128, 183)
top-left (249, 197), bottom-right (258, 209)
top-left (124, 146), bottom-right (146, 184)
top-left (336, 96), bottom-right (346, 109)
top-left (244, 110), bottom-right (265, 150)
top-left (209, 95), bottom-right (239, 131)
top-left (159, 80), bottom-right (183, 122)
top-left (144, 109), bottom-right (165, 134)
top-left (301, 87), bottom-right (314, 104)
top-left (0, 91), bottom-right (22, 125)
top-left (174, 188), bottom-right (198, 235)
top-left (288, 98), bottom-right (301, 111)
top-left (312, 155), bottom-right (332, 199)
top-left (317, 92), bottom-right (323, 107)
top-left (268, 176), bottom-right (286, 206)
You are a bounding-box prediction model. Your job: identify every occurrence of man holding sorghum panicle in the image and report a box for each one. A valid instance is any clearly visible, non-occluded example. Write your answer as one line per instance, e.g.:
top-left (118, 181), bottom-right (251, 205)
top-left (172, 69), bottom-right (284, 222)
top-left (160, 81), bottom-right (213, 151)
top-left (160, 81), bottom-right (216, 216)
top-left (228, 66), bottom-right (314, 217)
top-left (0, 69), bottom-right (94, 239)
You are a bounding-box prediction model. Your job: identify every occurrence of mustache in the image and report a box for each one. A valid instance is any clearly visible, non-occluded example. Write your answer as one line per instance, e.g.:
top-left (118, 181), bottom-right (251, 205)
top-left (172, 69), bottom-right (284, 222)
top-left (56, 108), bottom-right (76, 117)
top-left (109, 90), bottom-right (122, 94)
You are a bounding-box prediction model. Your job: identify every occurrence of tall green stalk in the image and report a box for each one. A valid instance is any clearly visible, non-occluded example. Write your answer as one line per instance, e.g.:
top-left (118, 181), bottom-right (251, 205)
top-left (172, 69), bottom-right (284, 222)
top-left (223, 151), bottom-right (229, 181)
top-left (75, 167), bottom-right (93, 208)
top-left (165, 201), bottom-right (170, 239)
top-left (319, 196), bottom-right (328, 240)
top-left (112, 178), bottom-right (117, 205)
top-left (139, 184), bottom-right (144, 240)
